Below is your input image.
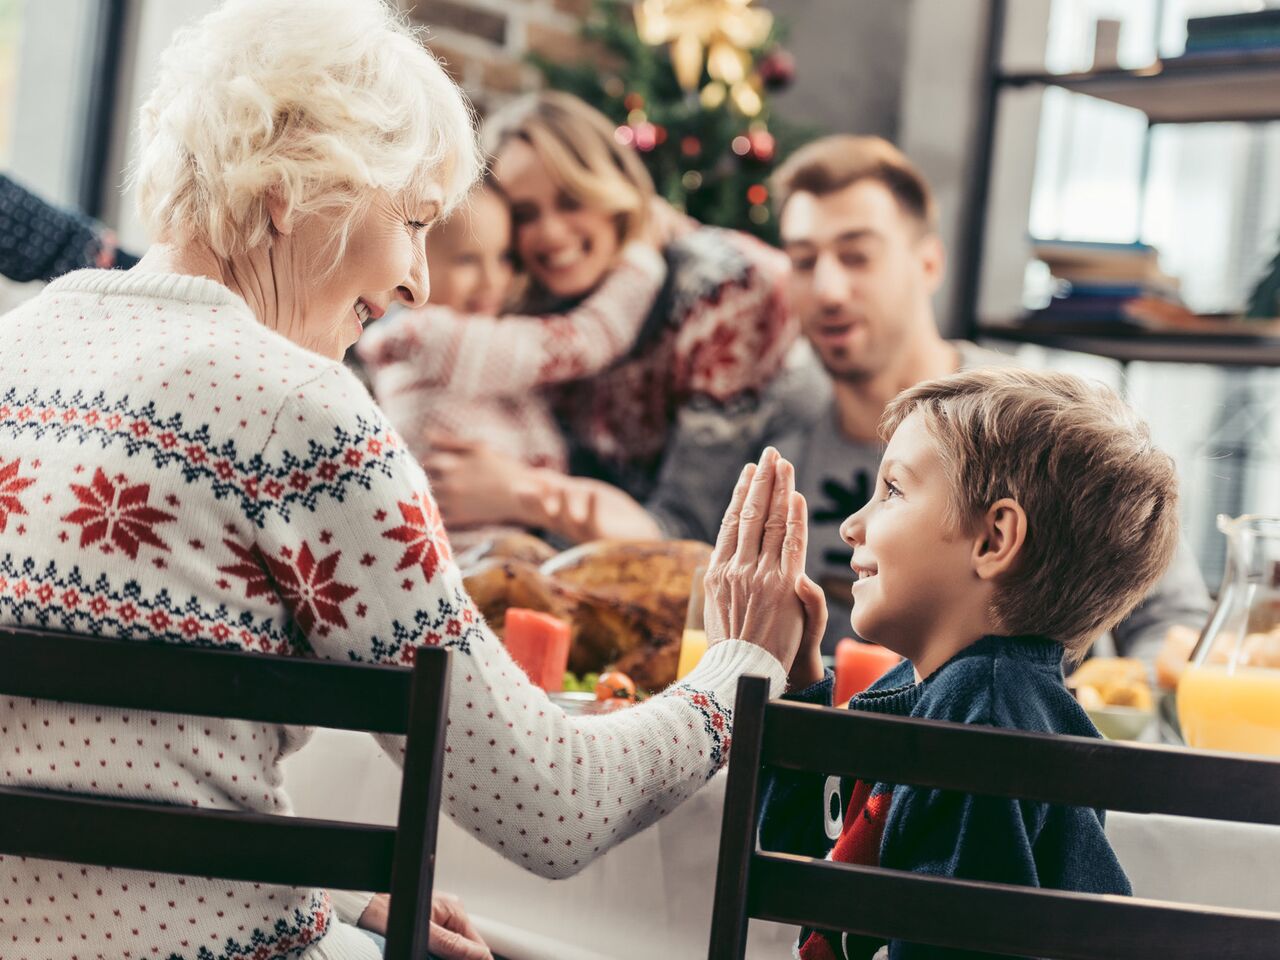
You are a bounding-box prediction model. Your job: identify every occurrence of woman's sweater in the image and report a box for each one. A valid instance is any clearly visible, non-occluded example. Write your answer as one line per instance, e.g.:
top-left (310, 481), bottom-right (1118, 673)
top-left (759, 636), bottom-right (1131, 960)
top-left (0, 268), bottom-right (785, 960)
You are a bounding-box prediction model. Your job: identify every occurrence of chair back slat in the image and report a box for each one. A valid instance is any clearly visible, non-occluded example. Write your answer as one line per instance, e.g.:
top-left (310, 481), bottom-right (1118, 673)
top-left (748, 853), bottom-right (1280, 960)
top-left (761, 700), bottom-right (1280, 825)
top-left (0, 626), bottom-right (413, 732)
top-left (0, 786), bottom-right (397, 890)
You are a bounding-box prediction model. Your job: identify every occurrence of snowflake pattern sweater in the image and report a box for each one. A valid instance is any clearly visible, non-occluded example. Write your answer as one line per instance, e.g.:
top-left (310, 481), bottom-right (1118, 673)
top-left (0, 268), bottom-right (786, 960)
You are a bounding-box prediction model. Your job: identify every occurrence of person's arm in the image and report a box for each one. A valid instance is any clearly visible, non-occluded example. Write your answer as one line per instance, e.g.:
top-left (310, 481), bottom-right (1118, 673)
top-left (356, 243), bottom-right (666, 397)
top-left (0, 174), bottom-right (136, 282)
top-left (1111, 537), bottom-right (1212, 665)
top-left (243, 368), bottom-right (794, 880)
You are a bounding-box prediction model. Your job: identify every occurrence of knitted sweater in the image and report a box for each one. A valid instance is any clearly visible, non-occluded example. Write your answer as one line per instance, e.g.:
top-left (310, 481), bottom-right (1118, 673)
top-left (0, 268), bottom-right (786, 960)
top-left (356, 243), bottom-right (667, 472)
top-left (759, 636), bottom-right (1131, 960)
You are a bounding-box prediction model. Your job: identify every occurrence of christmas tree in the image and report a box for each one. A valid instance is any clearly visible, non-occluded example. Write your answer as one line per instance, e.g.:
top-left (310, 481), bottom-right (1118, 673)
top-left (529, 0), bottom-right (815, 243)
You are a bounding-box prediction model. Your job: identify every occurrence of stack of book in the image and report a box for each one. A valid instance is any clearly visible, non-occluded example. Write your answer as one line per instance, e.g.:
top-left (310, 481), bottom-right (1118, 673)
top-left (1029, 239), bottom-right (1180, 327)
top-left (1184, 9), bottom-right (1280, 58)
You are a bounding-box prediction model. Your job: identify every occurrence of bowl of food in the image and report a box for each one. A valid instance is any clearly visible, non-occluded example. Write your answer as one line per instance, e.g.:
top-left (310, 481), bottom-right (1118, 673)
top-left (1067, 657), bottom-right (1156, 741)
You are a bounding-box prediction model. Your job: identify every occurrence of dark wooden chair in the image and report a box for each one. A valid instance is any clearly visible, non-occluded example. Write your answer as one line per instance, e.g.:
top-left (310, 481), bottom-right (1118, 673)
top-left (0, 625), bottom-right (452, 960)
top-left (710, 674), bottom-right (1280, 959)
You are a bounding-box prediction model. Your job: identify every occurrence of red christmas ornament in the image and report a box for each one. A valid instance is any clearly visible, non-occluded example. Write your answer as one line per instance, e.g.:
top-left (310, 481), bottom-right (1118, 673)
top-left (758, 47), bottom-right (796, 91)
top-left (633, 122), bottom-right (659, 152)
top-left (681, 135), bottom-right (702, 157)
top-left (747, 129), bottom-right (776, 163)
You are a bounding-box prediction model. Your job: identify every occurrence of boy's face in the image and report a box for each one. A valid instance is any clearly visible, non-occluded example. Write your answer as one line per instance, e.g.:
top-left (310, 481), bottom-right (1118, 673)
top-left (426, 188), bottom-right (515, 315)
top-left (839, 411), bottom-right (976, 656)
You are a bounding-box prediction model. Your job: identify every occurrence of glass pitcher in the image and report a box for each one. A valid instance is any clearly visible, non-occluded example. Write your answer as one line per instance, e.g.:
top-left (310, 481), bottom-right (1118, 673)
top-left (1177, 515), bottom-right (1280, 757)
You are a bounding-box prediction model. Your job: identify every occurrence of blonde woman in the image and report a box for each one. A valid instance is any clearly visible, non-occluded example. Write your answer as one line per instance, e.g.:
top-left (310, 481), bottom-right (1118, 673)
top-left (0, 2), bottom-right (815, 958)
top-left (363, 91), bottom-right (798, 541)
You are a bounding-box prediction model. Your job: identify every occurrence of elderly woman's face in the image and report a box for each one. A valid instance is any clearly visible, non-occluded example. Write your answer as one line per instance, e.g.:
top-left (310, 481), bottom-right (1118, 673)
top-left (494, 139), bottom-right (620, 300)
top-left (288, 186), bottom-right (442, 359)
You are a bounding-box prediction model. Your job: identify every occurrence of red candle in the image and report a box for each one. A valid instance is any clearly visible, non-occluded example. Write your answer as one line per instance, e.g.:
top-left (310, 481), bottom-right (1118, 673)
top-left (503, 608), bottom-right (572, 692)
top-left (834, 638), bottom-right (902, 705)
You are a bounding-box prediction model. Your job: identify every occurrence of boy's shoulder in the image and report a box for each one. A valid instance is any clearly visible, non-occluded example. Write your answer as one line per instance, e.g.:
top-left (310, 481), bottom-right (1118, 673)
top-left (915, 637), bottom-right (1101, 739)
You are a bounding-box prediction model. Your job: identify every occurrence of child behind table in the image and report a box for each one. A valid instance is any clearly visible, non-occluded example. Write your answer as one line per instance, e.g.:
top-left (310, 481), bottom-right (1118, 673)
top-left (357, 178), bottom-right (666, 474)
top-left (762, 367), bottom-right (1181, 960)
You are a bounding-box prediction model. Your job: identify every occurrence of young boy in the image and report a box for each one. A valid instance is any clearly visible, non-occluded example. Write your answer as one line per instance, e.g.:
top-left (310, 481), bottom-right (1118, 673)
top-left (763, 367), bottom-right (1180, 960)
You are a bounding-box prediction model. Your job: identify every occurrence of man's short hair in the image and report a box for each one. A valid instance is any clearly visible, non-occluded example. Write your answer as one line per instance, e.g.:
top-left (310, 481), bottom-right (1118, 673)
top-left (881, 367), bottom-right (1180, 662)
top-left (771, 134), bottom-right (936, 231)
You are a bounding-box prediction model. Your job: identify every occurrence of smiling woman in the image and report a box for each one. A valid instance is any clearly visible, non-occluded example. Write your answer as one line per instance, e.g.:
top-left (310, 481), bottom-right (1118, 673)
top-left (130, 0), bottom-right (477, 358)
top-left (0, 4), bottom-right (805, 960)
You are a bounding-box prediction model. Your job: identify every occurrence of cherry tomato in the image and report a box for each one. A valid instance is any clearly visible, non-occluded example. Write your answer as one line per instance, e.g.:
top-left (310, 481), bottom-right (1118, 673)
top-left (594, 670), bottom-right (636, 702)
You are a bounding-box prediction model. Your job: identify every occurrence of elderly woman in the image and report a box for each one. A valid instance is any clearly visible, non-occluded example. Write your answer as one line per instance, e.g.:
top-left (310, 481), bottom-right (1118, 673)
top-left (0, 2), bottom-right (816, 959)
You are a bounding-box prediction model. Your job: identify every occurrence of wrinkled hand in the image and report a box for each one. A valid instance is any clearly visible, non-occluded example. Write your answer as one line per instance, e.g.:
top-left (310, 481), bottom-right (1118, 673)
top-left (430, 892), bottom-right (492, 960)
top-left (519, 474), bottom-right (663, 544)
top-left (703, 447), bottom-right (812, 673)
top-left (421, 434), bottom-right (542, 529)
top-left (355, 892), bottom-right (491, 958)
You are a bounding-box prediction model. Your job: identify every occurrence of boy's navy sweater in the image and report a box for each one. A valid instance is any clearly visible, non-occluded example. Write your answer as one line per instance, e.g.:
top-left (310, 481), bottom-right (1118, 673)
top-left (759, 635), bottom-right (1132, 960)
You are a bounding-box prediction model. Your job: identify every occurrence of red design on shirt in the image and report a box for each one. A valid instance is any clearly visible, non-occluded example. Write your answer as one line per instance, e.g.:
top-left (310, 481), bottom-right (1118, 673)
top-left (217, 540), bottom-right (276, 600)
top-left (61, 468), bottom-right (176, 558)
top-left (0, 457), bottom-right (36, 534)
top-left (382, 491), bottom-right (452, 583)
top-left (261, 542), bottom-right (358, 637)
top-left (799, 780), bottom-right (894, 960)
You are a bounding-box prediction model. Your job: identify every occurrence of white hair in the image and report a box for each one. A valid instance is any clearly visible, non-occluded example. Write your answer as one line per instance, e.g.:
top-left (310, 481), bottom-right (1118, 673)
top-left (132, 0), bottom-right (482, 265)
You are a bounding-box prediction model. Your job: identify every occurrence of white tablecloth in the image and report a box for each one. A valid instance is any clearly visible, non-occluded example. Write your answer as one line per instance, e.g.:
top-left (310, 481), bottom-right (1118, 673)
top-left (282, 729), bottom-right (1280, 960)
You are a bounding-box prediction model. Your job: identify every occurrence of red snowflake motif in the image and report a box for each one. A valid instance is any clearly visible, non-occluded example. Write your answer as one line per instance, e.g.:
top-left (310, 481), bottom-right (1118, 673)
top-left (217, 540), bottom-right (276, 601)
top-left (60, 468), bottom-right (176, 559)
top-left (381, 492), bottom-right (452, 583)
top-left (0, 457), bottom-right (36, 534)
top-left (261, 542), bottom-right (359, 637)
top-left (689, 323), bottom-right (741, 393)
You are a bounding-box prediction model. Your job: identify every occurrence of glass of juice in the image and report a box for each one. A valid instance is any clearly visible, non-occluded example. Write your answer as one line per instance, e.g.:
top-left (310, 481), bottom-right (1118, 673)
top-left (1178, 515), bottom-right (1280, 757)
top-left (676, 565), bottom-right (708, 680)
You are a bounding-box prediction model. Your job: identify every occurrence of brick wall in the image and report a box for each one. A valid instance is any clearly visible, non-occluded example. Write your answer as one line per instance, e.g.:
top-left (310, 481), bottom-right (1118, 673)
top-left (399, 0), bottom-right (601, 115)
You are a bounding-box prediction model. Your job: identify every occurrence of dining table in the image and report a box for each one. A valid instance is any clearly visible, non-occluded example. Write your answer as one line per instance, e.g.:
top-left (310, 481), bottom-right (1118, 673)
top-left (283, 726), bottom-right (1280, 960)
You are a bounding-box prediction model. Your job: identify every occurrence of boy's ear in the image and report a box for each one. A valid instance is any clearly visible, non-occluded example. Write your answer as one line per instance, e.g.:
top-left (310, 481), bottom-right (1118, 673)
top-left (972, 497), bottom-right (1027, 581)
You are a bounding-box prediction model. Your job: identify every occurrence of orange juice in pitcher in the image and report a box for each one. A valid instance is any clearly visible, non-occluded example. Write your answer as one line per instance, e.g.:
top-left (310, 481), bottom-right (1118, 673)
top-left (1178, 515), bottom-right (1280, 757)
top-left (1178, 665), bottom-right (1280, 757)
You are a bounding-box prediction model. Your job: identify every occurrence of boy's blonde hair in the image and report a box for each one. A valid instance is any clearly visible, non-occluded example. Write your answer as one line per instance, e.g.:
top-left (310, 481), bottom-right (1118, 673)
top-left (770, 134), bottom-right (936, 231)
top-left (881, 367), bottom-right (1180, 662)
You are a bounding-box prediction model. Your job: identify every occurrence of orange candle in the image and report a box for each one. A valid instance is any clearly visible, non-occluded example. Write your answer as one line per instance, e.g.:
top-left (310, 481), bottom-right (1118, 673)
top-left (834, 638), bottom-right (902, 704)
top-left (503, 608), bottom-right (572, 692)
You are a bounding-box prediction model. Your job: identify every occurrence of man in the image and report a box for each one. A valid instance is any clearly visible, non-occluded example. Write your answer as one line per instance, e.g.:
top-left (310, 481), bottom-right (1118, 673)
top-left (647, 134), bottom-right (1211, 657)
